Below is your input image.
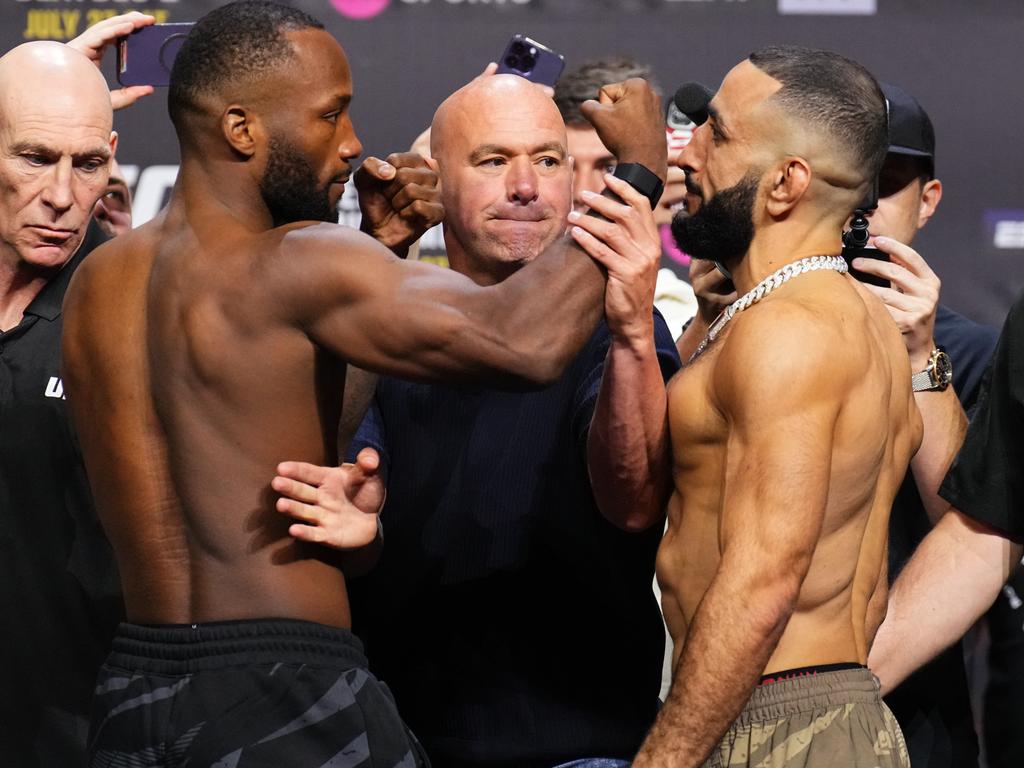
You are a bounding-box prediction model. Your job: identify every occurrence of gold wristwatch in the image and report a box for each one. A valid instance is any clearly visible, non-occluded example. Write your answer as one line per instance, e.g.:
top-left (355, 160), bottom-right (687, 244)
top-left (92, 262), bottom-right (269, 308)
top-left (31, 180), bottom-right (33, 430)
top-left (911, 348), bottom-right (952, 392)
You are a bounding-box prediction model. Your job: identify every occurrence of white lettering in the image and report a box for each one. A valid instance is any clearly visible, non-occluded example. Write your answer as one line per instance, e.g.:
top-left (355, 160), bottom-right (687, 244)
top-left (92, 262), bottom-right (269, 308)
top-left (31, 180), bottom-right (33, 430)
top-left (44, 376), bottom-right (64, 399)
top-left (778, 0), bottom-right (874, 14)
top-left (994, 220), bottom-right (1024, 249)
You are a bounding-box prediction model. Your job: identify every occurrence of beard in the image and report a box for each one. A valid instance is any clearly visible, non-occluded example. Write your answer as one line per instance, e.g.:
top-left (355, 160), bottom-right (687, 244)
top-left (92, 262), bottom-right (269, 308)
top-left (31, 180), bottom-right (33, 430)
top-left (259, 137), bottom-right (335, 227)
top-left (671, 172), bottom-right (759, 268)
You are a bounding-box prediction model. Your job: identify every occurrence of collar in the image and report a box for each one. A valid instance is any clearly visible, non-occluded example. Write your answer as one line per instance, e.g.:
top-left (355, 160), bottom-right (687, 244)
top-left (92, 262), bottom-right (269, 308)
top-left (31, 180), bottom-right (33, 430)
top-left (23, 219), bottom-right (109, 321)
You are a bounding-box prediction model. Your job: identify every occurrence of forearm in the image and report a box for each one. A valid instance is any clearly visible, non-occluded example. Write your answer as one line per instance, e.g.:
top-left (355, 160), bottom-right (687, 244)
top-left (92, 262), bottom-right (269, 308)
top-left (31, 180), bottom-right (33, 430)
top-left (910, 384), bottom-right (967, 525)
top-left (634, 570), bottom-right (795, 766)
top-left (587, 325), bottom-right (671, 531)
top-left (488, 233), bottom-right (606, 384)
top-left (338, 366), bottom-right (378, 458)
top-left (870, 509), bottom-right (1022, 693)
top-left (675, 313), bottom-right (708, 362)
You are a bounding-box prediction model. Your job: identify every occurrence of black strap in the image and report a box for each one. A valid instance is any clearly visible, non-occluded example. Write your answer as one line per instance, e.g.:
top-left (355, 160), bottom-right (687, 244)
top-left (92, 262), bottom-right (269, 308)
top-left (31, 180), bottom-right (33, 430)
top-left (612, 162), bottom-right (664, 208)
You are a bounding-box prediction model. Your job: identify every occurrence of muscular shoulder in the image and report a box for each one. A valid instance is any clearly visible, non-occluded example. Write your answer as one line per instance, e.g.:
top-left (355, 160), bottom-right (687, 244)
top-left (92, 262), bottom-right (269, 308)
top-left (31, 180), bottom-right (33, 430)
top-left (259, 222), bottom-right (400, 307)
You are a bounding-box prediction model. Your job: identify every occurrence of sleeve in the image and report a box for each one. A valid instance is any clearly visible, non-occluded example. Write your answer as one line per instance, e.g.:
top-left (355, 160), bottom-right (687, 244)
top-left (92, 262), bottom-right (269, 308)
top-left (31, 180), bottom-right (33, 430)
top-left (569, 308), bottom-right (682, 450)
top-left (346, 395), bottom-right (390, 485)
top-left (939, 293), bottom-right (1024, 542)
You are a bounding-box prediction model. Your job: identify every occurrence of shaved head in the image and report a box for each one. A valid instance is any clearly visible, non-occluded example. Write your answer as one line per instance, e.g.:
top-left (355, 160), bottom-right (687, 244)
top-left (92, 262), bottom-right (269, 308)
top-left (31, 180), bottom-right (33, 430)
top-left (0, 41), bottom-right (112, 133)
top-left (0, 41), bottom-right (116, 271)
top-left (430, 74), bottom-right (565, 164)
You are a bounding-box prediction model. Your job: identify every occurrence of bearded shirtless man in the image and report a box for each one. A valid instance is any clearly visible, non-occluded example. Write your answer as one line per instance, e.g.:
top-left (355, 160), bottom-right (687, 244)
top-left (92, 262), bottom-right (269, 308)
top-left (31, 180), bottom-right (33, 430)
top-left (59, 2), bottom-right (666, 765)
top-left (609, 47), bottom-right (922, 768)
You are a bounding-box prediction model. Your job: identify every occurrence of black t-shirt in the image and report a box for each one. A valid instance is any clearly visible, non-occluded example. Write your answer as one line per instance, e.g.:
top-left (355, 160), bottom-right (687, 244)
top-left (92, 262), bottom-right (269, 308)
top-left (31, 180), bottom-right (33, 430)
top-left (885, 304), bottom-right (998, 768)
top-left (941, 291), bottom-right (1024, 541)
top-left (349, 313), bottom-right (680, 768)
top-left (0, 223), bottom-right (123, 767)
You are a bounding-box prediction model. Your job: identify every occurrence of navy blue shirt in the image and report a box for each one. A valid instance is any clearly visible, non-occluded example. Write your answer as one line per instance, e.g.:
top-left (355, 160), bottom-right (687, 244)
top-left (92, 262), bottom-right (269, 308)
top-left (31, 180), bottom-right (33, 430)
top-left (349, 312), bottom-right (680, 768)
top-left (885, 304), bottom-right (999, 768)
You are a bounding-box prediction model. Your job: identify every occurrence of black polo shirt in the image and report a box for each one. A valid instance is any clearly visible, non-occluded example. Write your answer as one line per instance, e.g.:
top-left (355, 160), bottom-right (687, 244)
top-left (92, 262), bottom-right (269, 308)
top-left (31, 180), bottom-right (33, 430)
top-left (941, 290), bottom-right (1024, 542)
top-left (0, 222), bottom-right (123, 767)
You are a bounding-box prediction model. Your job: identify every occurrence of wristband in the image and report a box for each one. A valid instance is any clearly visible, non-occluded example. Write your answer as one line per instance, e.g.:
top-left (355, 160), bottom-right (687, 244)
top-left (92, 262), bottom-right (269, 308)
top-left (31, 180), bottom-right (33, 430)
top-left (612, 162), bottom-right (664, 208)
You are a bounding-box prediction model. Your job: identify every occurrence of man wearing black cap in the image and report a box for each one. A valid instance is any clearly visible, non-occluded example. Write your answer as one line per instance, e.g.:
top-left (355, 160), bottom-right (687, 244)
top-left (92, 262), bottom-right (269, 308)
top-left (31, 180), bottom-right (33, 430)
top-left (849, 83), bottom-right (999, 768)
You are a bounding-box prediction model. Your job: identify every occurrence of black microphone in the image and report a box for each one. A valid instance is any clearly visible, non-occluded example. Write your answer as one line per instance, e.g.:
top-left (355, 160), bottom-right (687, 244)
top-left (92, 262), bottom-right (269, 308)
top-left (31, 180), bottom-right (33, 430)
top-left (673, 82), bottom-right (714, 126)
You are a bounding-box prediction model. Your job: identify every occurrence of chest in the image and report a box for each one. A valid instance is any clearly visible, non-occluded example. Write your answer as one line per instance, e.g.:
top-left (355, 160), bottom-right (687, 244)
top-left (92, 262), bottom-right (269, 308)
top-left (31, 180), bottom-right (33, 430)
top-left (666, 348), bottom-right (730, 470)
top-left (0, 315), bottom-right (67, 406)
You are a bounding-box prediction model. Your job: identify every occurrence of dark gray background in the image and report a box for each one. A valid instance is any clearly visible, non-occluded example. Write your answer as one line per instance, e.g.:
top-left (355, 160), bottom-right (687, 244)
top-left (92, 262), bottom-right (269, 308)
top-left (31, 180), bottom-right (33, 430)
top-left (6, 0), bottom-right (1022, 327)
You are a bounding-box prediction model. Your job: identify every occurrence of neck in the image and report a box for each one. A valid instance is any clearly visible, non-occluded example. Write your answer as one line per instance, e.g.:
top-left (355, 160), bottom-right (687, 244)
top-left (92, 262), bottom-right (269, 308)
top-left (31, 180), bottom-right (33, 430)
top-left (176, 152), bottom-right (275, 234)
top-left (731, 218), bottom-right (844, 295)
top-left (0, 254), bottom-right (60, 331)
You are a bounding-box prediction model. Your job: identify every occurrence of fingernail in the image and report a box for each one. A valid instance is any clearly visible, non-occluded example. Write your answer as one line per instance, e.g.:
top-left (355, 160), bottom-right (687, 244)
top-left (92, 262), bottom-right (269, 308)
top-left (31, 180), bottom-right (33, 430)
top-left (580, 189), bottom-right (595, 200)
top-left (567, 210), bottom-right (581, 222)
top-left (874, 236), bottom-right (888, 245)
top-left (572, 226), bottom-right (584, 236)
top-left (379, 162), bottom-right (394, 175)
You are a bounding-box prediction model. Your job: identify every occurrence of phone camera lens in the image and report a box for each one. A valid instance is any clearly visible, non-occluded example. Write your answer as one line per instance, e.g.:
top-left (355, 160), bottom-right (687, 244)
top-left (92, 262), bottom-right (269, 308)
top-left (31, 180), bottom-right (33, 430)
top-left (510, 41), bottom-right (527, 54)
top-left (504, 54), bottom-right (521, 69)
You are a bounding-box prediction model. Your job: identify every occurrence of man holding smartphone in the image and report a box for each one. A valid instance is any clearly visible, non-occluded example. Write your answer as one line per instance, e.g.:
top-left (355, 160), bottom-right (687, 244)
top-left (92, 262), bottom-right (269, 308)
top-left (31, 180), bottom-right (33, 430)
top-left (854, 84), bottom-right (1002, 768)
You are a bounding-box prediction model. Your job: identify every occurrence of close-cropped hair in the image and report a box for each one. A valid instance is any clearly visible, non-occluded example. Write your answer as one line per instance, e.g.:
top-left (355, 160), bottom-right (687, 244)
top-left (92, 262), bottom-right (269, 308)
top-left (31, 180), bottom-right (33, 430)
top-left (168, 0), bottom-right (324, 129)
top-left (748, 45), bottom-right (888, 188)
top-left (554, 56), bottom-right (658, 126)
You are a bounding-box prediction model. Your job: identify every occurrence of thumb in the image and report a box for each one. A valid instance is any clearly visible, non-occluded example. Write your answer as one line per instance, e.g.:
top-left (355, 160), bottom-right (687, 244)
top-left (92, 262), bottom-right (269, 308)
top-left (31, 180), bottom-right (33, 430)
top-left (357, 157), bottom-right (396, 185)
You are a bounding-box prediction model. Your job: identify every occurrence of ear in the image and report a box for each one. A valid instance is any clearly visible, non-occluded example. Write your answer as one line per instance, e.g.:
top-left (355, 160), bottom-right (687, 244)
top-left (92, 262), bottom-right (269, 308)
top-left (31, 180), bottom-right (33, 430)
top-left (221, 105), bottom-right (261, 158)
top-left (765, 156), bottom-right (811, 217)
top-left (424, 155), bottom-right (439, 174)
top-left (916, 178), bottom-right (942, 229)
top-left (108, 131), bottom-right (119, 160)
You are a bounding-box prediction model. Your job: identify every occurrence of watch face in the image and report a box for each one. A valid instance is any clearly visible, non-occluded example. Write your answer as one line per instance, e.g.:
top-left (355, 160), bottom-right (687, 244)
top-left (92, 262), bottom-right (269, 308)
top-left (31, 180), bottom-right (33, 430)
top-left (934, 351), bottom-right (953, 384)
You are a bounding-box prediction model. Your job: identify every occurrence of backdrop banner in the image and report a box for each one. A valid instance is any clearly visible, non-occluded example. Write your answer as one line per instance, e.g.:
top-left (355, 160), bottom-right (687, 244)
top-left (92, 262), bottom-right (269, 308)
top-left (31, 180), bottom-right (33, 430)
top-left (5, 0), bottom-right (1022, 327)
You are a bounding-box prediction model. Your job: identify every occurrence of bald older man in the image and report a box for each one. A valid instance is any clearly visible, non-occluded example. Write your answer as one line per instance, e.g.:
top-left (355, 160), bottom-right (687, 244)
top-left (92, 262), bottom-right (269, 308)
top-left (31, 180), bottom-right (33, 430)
top-left (0, 38), bottom-right (122, 767)
top-left (61, 1), bottom-right (666, 763)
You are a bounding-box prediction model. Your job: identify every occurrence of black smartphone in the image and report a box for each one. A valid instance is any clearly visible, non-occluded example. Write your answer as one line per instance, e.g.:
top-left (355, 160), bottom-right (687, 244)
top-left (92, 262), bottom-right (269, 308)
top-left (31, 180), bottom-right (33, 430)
top-left (495, 34), bottom-right (565, 88)
top-left (841, 245), bottom-right (890, 288)
top-left (117, 23), bottom-right (194, 88)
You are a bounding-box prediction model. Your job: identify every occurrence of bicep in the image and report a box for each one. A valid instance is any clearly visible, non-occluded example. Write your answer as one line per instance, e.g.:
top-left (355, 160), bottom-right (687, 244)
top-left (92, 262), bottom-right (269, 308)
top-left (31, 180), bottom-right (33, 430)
top-left (278, 236), bottom-right (511, 383)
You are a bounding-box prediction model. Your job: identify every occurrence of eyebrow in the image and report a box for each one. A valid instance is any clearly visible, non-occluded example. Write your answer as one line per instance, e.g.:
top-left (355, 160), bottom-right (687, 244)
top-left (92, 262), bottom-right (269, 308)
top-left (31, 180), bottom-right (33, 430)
top-left (706, 104), bottom-right (728, 135)
top-left (10, 141), bottom-right (112, 162)
top-left (469, 141), bottom-right (566, 163)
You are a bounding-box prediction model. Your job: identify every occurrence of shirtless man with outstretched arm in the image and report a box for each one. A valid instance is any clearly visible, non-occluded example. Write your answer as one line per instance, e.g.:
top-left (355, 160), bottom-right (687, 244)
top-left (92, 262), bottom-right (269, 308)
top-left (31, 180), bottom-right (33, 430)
top-left (618, 47), bottom-right (922, 767)
top-left (60, 2), bottom-right (666, 764)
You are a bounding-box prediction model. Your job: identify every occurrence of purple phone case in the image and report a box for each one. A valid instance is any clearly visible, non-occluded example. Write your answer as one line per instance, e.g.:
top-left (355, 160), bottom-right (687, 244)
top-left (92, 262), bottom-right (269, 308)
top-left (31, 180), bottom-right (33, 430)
top-left (117, 23), bottom-right (194, 87)
top-left (495, 34), bottom-right (565, 88)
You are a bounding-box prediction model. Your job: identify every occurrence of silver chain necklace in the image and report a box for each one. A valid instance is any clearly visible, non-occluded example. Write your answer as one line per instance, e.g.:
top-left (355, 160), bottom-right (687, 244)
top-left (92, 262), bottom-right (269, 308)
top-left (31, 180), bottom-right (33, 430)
top-left (688, 254), bottom-right (848, 364)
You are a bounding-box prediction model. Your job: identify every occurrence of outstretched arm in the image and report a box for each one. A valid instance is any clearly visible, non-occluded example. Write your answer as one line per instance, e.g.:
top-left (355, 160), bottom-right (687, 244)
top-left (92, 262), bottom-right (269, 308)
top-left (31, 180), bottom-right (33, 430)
top-left (275, 78), bottom-right (668, 389)
top-left (572, 174), bottom-right (674, 531)
top-left (870, 508), bottom-right (1022, 693)
top-left (635, 307), bottom-right (841, 767)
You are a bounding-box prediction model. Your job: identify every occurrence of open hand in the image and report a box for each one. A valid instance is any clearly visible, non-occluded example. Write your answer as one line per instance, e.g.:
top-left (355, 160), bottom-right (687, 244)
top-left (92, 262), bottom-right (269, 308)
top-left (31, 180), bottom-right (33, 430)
top-left (272, 448), bottom-right (384, 549)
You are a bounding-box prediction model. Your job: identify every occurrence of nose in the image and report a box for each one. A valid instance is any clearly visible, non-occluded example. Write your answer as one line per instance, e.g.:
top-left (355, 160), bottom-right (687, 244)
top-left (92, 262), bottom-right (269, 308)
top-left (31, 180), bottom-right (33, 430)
top-left (678, 124), bottom-right (707, 175)
top-left (338, 121), bottom-right (363, 164)
top-left (508, 157), bottom-right (539, 204)
top-left (41, 157), bottom-right (74, 217)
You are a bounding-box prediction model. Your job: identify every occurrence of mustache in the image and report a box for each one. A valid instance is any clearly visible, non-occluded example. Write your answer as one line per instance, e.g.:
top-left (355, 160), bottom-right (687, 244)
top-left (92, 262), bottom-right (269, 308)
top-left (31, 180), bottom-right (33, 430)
top-left (684, 175), bottom-right (702, 198)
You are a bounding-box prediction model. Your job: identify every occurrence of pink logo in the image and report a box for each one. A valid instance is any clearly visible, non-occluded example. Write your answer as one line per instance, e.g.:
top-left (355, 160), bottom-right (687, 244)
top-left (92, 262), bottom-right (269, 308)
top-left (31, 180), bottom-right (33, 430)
top-left (330, 0), bottom-right (390, 20)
